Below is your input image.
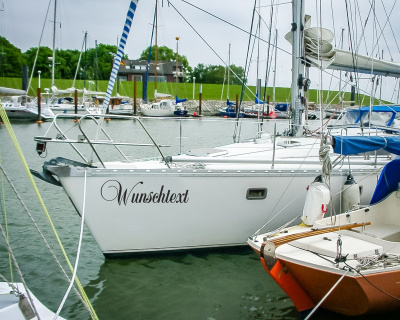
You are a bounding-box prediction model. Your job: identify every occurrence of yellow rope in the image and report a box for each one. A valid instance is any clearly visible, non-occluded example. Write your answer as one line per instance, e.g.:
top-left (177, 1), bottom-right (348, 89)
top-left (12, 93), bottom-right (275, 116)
top-left (0, 103), bottom-right (99, 320)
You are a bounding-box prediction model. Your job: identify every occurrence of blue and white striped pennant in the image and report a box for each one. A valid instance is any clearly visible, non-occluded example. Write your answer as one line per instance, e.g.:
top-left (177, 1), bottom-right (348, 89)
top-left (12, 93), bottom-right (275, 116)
top-left (103, 0), bottom-right (139, 112)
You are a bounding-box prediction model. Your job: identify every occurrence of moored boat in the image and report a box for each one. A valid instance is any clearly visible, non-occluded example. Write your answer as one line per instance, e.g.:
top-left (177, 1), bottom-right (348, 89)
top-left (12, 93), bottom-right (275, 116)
top-left (248, 135), bottom-right (400, 317)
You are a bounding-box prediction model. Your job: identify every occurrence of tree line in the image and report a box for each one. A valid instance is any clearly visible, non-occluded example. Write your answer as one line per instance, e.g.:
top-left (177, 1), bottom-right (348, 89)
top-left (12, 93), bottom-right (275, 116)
top-left (0, 36), bottom-right (245, 85)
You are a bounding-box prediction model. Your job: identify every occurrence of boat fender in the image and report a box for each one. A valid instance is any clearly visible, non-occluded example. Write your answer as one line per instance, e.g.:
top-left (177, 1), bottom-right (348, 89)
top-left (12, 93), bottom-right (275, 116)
top-left (341, 173), bottom-right (360, 213)
top-left (301, 181), bottom-right (330, 226)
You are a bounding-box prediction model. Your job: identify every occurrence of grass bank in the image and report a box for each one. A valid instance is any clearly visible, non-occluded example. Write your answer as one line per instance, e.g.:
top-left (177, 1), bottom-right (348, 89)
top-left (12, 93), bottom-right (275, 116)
top-left (1, 77), bottom-right (375, 105)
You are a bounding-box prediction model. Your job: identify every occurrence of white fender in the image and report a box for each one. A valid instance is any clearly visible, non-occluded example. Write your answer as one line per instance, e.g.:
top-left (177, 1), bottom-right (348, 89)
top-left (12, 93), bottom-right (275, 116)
top-left (302, 181), bottom-right (331, 226)
top-left (341, 174), bottom-right (360, 212)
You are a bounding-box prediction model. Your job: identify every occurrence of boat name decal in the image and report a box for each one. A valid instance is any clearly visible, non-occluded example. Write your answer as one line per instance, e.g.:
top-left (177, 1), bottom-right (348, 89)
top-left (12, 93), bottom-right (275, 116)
top-left (100, 180), bottom-right (189, 205)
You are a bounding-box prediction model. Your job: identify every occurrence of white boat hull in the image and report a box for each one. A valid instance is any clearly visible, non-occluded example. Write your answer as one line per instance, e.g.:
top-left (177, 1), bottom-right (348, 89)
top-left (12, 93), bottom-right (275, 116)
top-left (140, 108), bottom-right (175, 117)
top-left (52, 164), bottom-right (379, 256)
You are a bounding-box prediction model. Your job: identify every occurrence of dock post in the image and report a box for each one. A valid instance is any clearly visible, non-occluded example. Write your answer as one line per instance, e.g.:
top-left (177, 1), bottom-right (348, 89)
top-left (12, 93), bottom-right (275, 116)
top-left (134, 76), bottom-right (137, 115)
top-left (199, 85), bottom-right (202, 115)
top-left (36, 87), bottom-right (43, 124)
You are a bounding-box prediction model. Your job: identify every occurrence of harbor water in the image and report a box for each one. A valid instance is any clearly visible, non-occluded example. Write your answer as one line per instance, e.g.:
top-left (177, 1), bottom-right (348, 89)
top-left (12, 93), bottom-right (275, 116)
top-left (0, 116), bottom-right (395, 319)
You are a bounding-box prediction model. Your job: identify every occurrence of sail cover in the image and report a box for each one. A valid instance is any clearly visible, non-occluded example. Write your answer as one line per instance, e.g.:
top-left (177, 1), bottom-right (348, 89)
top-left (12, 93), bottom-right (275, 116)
top-left (0, 87), bottom-right (27, 95)
top-left (332, 135), bottom-right (400, 156)
top-left (370, 159), bottom-right (400, 205)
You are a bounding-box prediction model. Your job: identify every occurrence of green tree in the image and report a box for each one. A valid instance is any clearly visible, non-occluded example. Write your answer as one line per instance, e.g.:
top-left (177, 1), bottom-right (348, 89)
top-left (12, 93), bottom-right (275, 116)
top-left (0, 37), bottom-right (25, 77)
top-left (189, 63), bottom-right (245, 85)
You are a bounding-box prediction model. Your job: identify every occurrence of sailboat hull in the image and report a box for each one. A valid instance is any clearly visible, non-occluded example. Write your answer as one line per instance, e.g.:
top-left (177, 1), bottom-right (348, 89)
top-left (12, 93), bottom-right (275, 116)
top-left (48, 164), bottom-right (380, 256)
top-left (278, 258), bottom-right (400, 316)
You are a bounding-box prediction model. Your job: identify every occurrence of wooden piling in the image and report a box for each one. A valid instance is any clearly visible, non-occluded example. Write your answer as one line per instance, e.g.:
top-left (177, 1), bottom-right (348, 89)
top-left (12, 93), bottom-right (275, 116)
top-left (133, 76), bottom-right (137, 115)
top-left (36, 88), bottom-right (43, 124)
top-left (73, 89), bottom-right (78, 122)
top-left (199, 85), bottom-right (202, 115)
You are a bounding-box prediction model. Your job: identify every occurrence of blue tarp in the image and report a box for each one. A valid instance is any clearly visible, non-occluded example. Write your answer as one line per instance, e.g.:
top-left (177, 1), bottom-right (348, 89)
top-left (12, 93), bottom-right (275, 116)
top-left (255, 94), bottom-right (265, 104)
top-left (176, 96), bottom-right (187, 103)
top-left (332, 136), bottom-right (400, 156)
top-left (347, 105), bottom-right (400, 126)
top-left (370, 159), bottom-right (400, 204)
top-left (275, 103), bottom-right (289, 112)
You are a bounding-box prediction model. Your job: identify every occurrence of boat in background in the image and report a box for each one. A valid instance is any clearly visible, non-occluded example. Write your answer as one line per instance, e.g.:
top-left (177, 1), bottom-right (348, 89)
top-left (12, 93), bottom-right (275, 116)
top-left (141, 96), bottom-right (187, 117)
top-left (242, 95), bottom-right (277, 119)
top-left (248, 135), bottom-right (400, 317)
top-left (0, 87), bottom-right (55, 121)
top-left (219, 99), bottom-right (244, 117)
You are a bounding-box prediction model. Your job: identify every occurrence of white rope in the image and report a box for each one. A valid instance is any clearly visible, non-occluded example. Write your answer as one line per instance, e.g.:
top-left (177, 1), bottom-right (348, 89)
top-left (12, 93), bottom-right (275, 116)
top-left (54, 169), bottom-right (87, 319)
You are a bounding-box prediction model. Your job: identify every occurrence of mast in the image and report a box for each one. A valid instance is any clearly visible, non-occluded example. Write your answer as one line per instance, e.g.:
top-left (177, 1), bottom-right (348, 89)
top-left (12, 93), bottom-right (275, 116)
top-left (272, 29), bottom-right (278, 104)
top-left (289, 0), bottom-right (308, 137)
top-left (154, 0), bottom-right (158, 99)
top-left (228, 42), bottom-right (231, 101)
top-left (175, 36), bottom-right (179, 96)
top-left (51, 0), bottom-right (57, 87)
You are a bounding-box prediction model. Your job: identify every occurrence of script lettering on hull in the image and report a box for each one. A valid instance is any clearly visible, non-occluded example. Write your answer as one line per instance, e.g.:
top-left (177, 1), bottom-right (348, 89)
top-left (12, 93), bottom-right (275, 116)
top-left (100, 180), bottom-right (189, 205)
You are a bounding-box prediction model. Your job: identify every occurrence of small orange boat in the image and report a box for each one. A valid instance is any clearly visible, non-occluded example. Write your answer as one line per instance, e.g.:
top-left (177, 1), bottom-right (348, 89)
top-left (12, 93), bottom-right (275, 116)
top-left (248, 137), bottom-right (400, 317)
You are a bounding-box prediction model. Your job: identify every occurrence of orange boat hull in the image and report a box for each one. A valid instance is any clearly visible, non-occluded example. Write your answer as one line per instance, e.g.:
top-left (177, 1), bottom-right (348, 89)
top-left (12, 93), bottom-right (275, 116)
top-left (267, 257), bottom-right (400, 316)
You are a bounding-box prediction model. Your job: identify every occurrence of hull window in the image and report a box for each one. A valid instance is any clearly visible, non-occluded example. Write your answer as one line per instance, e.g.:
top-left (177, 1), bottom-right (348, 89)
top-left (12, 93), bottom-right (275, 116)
top-left (246, 188), bottom-right (268, 200)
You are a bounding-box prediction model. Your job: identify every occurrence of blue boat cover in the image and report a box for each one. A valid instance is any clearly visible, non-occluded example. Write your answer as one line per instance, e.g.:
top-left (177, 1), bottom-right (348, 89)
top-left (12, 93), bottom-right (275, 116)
top-left (347, 105), bottom-right (400, 126)
top-left (255, 94), bottom-right (265, 104)
top-left (333, 136), bottom-right (400, 156)
top-left (176, 96), bottom-right (187, 103)
top-left (275, 103), bottom-right (289, 112)
top-left (370, 159), bottom-right (400, 204)
top-left (226, 99), bottom-right (235, 106)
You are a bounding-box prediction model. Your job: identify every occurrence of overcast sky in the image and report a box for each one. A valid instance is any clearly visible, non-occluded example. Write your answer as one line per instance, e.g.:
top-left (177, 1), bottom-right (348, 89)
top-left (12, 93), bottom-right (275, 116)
top-left (2, 0), bottom-right (400, 102)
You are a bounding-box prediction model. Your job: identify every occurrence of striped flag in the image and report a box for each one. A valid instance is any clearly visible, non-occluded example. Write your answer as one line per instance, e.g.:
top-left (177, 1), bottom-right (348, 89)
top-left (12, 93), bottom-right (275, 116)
top-left (103, 0), bottom-right (139, 112)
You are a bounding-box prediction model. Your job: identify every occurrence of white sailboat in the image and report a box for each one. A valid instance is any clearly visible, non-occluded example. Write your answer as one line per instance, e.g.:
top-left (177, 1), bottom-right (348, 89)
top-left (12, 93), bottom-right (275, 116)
top-left (32, 0), bottom-right (400, 257)
top-left (140, 1), bottom-right (186, 117)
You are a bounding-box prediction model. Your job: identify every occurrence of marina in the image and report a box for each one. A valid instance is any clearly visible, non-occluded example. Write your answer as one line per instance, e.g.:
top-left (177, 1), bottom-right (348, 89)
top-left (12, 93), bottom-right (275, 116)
top-left (1, 117), bottom-right (398, 319)
top-left (1, 0), bottom-right (400, 318)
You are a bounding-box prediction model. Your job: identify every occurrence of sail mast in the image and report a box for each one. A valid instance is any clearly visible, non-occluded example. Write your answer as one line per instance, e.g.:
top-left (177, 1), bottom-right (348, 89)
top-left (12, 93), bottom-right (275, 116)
top-left (289, 0), bottom-right (307, 137)
top-left (51, 0), bottom-right (57, 87)
top-left (154, 0), bottom-right (158, 99)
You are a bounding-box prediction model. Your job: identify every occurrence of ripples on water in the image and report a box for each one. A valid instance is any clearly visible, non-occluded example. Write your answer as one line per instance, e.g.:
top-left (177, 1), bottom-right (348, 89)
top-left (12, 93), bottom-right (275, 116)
top-left (0, 118), bottom-right (395, 319)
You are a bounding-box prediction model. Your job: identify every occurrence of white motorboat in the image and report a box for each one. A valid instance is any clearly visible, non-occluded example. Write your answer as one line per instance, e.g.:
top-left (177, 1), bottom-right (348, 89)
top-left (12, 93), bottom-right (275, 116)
top-left (140, 99), bottom-right (176, 117)
top-left (141, 98), bottom-right (187, 117)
